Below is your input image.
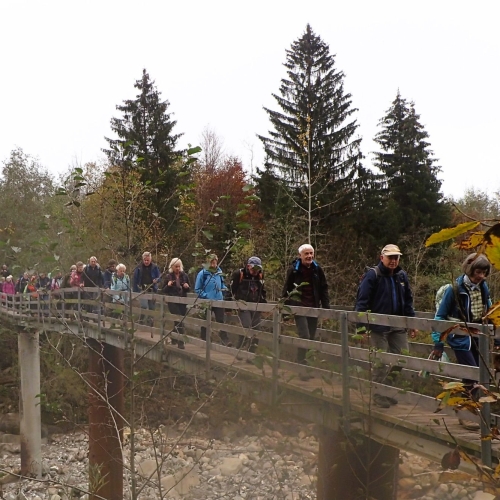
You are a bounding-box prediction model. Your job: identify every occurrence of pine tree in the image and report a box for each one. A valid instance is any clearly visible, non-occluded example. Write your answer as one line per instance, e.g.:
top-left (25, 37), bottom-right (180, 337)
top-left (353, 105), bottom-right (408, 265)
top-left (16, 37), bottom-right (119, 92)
top-left (103, 69), bottom-right (183, 222)
top-left (373, 91), bottom-right (450, 240)
top-left (258, 24), bottom-right (364, 241)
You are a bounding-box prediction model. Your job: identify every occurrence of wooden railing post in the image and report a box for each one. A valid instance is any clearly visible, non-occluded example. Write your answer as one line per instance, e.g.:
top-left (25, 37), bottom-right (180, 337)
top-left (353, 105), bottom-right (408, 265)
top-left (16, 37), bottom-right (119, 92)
top-left (479, 326), bottom-right (492, 467)
top-left (272, 308), bottom-right (281, 405)
top-left (97, 291), bottom-right (102, 336)
top-left (61, 289), bottom-right (66, 318)
top-left (205, 303), bottom-right (212, 379)
top-left (160, 295), bottom-right (165, 339)
top-left (340, 311), bottom-right (350, 434)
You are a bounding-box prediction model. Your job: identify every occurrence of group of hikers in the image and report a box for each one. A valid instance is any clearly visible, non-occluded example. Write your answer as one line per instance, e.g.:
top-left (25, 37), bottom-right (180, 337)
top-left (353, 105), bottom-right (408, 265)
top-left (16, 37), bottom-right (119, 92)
top-left (0, 243), bottom-right (494, 426)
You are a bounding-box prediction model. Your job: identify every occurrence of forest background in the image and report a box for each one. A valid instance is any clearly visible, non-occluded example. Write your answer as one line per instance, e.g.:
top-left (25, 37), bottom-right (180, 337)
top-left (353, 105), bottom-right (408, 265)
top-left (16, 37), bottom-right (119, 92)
top-left (1, 25), bottom-right (499, 314)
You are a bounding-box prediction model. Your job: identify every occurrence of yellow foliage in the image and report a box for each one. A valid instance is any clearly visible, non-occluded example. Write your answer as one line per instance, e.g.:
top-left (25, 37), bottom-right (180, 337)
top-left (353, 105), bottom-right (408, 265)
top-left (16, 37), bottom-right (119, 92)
top-left (453, 231), bottom-right (485, 250)
top-left (483, 223), bottom-right (500, 272)
top-left (484, 301), bottom-right (500, 327)
top-left (443, 397), bottom-right (470, 407)
top-left (425, 221), bottom-right (480, 247)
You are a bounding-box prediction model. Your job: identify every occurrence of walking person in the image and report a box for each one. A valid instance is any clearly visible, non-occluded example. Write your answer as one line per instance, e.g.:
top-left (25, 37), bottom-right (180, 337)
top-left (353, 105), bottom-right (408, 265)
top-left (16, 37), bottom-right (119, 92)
top-left (283, 244), bottom-right (330, 379)
top-left (195, 254), bottom-right (230, 345)
top-left (133, 251), bottom-right (161, 326)
top-left (110, 264), bottom-right (130, 328)
top-left (3, 275), bottom-right (16, 307)
top-left (431, 253), bottom-right (492, 430)
top-left (231, 256), bottom-right (267, 356)
top-left (161, 258), bottom-right (190, 349)
top-left (355, 244), bottom-right (417, 405)
top-left (355, 244), bottom-right (417, 354)
top-left (82, 256), bottom-right (103, 313)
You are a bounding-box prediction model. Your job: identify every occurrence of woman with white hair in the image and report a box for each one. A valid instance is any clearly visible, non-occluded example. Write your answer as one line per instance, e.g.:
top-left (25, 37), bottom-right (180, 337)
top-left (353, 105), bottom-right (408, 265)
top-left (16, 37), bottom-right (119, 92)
top-left (111, 264), bottom-right (130, 305)
top-left (160, 258), bottom-right (190, 349)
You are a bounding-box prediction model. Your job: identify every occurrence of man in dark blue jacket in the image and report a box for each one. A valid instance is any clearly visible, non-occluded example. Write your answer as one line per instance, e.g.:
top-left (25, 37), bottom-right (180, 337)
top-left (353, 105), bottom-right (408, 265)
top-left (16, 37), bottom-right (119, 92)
top-left (355, 244), bottom-right (416, 355)
top-left (133, 251), bottom-right (161, 326)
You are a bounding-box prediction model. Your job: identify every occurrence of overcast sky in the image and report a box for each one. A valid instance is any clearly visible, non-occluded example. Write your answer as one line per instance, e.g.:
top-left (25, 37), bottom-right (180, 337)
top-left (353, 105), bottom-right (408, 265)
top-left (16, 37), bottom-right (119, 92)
top-left (1, 0), bottom-right (498, 198)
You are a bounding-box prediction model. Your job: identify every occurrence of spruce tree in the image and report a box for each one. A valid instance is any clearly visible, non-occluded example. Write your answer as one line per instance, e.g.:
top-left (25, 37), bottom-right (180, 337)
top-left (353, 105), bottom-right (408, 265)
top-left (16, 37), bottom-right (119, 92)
top-left (373, 91), bottom-right (450, 240)
top-left (103, 69), bottom-right (183, 222)
top-left (258, 24), bottom-right (364, 240)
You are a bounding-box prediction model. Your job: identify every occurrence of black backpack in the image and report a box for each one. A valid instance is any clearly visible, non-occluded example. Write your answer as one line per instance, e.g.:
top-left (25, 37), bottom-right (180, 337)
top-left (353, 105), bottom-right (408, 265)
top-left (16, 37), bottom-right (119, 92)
top-left (355, 266), bottom-right (382, 307)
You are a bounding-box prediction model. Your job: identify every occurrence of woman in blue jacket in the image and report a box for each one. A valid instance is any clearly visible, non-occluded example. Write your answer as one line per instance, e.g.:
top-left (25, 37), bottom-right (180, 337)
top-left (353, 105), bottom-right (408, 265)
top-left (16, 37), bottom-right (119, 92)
top-left (195, 254), bottom-right (230, 345)
top-left (432, 253), bottom-right (492, 364)
top-left (431, 253), bottom-right (492, 430)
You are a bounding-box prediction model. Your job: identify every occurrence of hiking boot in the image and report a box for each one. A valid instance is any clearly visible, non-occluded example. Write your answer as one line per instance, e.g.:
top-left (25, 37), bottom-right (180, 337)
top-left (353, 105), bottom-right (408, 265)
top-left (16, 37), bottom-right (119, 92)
top-left (299, 373), bottom-right (314, 382)
top-left (177, 341), bottom-right (185, 350)
top-left (374, 393), bottom-right (398, 407)
top-left (458, 419), bottom-right (480, 430)
top-left (373, 394), bottom-right (391, 408)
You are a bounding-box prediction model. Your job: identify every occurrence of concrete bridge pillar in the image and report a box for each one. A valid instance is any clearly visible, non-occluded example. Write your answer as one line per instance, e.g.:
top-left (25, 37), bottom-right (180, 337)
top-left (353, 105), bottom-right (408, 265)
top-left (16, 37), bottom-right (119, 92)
top-left (88, 339), bottom-right (125, 500)
top-left (18, 330), bottom-right (42, 478)
top-left (317, 426), bottom-right (399, 500)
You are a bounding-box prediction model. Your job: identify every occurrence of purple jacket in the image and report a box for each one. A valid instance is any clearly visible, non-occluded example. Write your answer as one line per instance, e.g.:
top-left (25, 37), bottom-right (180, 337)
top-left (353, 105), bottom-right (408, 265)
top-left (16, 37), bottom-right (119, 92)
top-left (3, 281), bottom-right (16, 294)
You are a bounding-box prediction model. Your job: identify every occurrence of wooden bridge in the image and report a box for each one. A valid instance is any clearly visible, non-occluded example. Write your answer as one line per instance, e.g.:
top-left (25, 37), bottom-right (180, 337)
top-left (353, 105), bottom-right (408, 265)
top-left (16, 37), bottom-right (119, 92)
top-left (1, 288), bottom-right (499, 499)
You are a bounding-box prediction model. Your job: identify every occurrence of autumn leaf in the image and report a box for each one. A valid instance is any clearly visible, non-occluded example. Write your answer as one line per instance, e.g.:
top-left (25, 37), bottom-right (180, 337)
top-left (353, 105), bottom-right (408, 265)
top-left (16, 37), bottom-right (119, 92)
top-left (444, 397), bottom-right (470, 407)
top-left (482, 223), bottom-right (500, 271)
top-left (485, 301), bottom-right (500, 327)
top-left (426, 221), bottom-right (481, 247)
top-left (438, 325), bottom-right (481, 344)
top-left (453, 231), bottom-right (485, 250)
top-left (441, 448), bottom-right (460, 470)
top-left (441, 381), bottom-right (466, 391)
top-left (479, 395), bottom-right (500, 403)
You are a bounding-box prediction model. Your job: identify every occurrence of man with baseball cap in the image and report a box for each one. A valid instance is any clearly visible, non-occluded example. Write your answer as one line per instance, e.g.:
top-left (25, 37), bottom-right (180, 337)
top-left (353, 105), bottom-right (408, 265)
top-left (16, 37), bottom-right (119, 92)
top-left (355, 244), bottom-right (417, 386)
top-left (230, 256), bottom-right (267, 356)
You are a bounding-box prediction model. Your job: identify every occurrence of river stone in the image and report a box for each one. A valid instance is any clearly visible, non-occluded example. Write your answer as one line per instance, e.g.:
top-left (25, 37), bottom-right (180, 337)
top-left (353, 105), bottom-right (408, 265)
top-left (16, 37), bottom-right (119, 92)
top-left (473, 492), bottom-right (496, 500)
top-left (138, 459), bottom-right (160, 478)
top-left (160, 465), bottom-right (200, 496)
top-left (220, 457), bottom-right (243, 476)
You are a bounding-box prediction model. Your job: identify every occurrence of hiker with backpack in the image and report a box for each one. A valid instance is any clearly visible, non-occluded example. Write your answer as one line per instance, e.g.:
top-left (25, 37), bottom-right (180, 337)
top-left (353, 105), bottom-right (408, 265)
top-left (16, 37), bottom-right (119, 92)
top-left (355, 244), bottom-right (416, 402)
top-left (230, 256), bottom-right (267, 357)
top-left (282, 244), bottom-right (330, 379)
top-left (355, 244), bottom-right (417, 353)
top-left (432, 253), bottom-right (492, 362)
top-left (431, 253), bottom-right (492, 430)
top-left (195, 254), bottom-right (231, 346)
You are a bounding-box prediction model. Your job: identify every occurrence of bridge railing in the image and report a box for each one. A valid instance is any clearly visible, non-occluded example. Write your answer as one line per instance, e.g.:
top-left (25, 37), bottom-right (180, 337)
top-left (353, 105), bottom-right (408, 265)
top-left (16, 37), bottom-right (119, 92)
top-left (1, 286), bottom-right (498, 464)
top-left (0, 287), bottom-right (495, 383)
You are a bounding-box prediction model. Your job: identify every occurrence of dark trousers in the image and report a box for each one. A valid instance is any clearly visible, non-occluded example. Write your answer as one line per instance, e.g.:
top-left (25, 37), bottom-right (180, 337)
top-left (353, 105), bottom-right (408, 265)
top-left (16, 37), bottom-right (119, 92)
top-left (454, 338), bottom-right (479, 390)
top-left (236, 310), bottom-right (261, 352)
top-left (201, 306), bottom-right (229, 344)
top-left (295, 315), bottom-right (318, 364)
top-left (168, 302), bottom-right (187, 345)
top-left (139, 298), bottom-right (156, 325)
